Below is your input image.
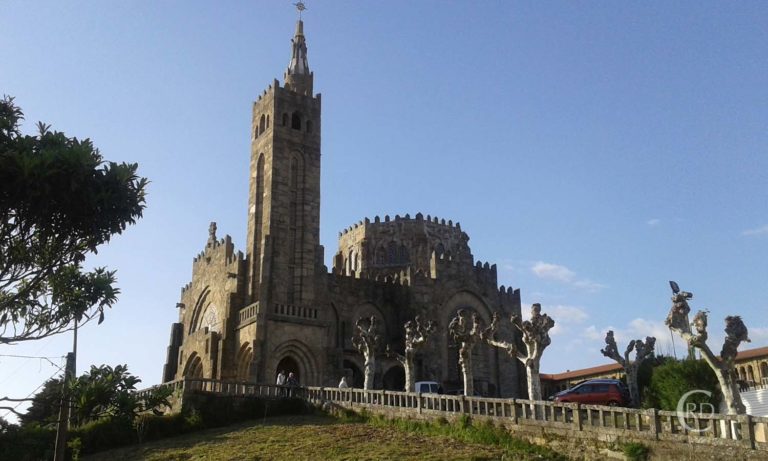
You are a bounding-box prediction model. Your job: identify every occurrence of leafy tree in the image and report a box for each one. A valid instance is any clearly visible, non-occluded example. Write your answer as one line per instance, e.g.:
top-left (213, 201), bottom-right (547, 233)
top-left (0, 96), bottom-right (147, 343)
top-left (18, 365), bottom-right (170, 428)
top-left (643, 358), bottom-right (720, 411)
top-left (70, 364), bottom-right (171, 425)
top-left (18, 378), bottom-right (63, 427)
top-left (0, 416), bottom-right (17, 434)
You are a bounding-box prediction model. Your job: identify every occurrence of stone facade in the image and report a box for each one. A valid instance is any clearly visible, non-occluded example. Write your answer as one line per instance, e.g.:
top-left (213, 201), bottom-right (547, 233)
top-left (162, 19), bottom-right (525, 397)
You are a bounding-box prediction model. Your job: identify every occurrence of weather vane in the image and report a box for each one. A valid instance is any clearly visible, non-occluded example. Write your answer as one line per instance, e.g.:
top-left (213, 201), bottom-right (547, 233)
top-left (293, 2), bottom-right (307, 19)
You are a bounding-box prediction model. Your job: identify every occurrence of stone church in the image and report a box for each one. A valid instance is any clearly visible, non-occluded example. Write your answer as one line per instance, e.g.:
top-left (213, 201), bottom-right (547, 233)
top-left (161, 17), bottom-right (525, 397)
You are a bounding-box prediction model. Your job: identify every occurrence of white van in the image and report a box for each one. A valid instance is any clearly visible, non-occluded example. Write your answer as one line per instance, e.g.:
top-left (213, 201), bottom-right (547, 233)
top-left (414, 381), bottom-right (440, 394)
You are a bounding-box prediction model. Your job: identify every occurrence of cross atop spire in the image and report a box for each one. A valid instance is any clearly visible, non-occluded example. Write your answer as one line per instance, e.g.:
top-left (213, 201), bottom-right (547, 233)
top-left (293, 2), bottom-right (307, 19)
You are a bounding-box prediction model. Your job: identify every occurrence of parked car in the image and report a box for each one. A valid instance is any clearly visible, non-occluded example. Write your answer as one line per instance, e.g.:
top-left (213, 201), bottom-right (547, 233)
top-left (414, 381), bottom-right (441, 394)
top-left (552, 379), bottom-right (630, 406)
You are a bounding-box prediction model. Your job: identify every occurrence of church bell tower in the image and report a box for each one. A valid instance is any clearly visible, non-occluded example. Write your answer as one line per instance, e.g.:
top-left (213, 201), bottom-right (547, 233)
top-left (246, 16), bottom-right (322, 309)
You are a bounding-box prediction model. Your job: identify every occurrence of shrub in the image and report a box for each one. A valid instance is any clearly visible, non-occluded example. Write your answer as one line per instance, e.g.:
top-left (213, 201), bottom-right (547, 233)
top-left (643, 359), bottom-right (720, 411)
top-left (0, 424), bottom-right (55, 461)
top-left (622, 441), bottom-right (650, 461)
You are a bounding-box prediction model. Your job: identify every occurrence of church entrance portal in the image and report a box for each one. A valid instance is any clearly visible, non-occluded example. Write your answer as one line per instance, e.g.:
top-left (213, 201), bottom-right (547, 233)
top-left (276, 356), bottom-right (300, 384)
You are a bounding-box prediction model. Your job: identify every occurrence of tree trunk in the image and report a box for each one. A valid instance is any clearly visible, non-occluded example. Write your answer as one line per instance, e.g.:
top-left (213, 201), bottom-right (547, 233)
top-left (363, 355), bottom-right (375, 391)
top-left (626, 363), bottom-right (640, 407)
top-left (699, 350), bottom-right (745, 415)
top-left (404, 349), bottom-right (415, 392)
top-left (526, 362), bottom-right (541, 401)
top-left (460, 345), bottom-right (474, 397)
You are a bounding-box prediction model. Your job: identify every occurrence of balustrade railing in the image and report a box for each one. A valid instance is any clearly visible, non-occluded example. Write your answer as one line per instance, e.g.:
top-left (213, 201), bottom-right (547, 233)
top-left (137, 378), bottom-right (768, 451)
top-left (238, 302), bottom-right (259, 325)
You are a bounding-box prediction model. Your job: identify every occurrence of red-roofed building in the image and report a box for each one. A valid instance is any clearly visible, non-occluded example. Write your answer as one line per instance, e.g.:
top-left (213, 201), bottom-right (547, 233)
top-left (541, 345), bottom-right (768, 398)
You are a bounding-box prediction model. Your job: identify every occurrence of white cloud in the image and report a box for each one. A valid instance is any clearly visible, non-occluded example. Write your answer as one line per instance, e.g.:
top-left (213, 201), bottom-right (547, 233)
top-left (572, 279), bottom-right (607, 293)
top-left (582, 325), bottom-right (602, 341)
top-left (532, 262), bottom-right (575, 283)
top-left (580, 318), bottom-right (671, 353)
top-left (549, 323), bottom-right (565, 336)
top-left (750, 327), bottom-right (768, 343)
top-left (742, 225), bottom-right (768, 236)
top-left (647, 218), bottom-right (660, 226)
top-left (551, 305), bottom-right (589, 324)
top-left (544, 305), bottom-right (589, 337)
top-left (531, 261), bottom-right (606, 293)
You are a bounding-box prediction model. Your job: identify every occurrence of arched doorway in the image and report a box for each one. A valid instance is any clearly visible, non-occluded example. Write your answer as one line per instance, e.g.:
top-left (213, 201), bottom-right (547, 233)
top-left (343, 359), bottom-right (364, 388)
top-left (182, 353), bottom-right (204, 389)
top-left (382, 365), bottom-right (405, 391)
top-left (276, 356), bottom-right (300, 384)
top-left (236, 343), bottom-right (253, 381)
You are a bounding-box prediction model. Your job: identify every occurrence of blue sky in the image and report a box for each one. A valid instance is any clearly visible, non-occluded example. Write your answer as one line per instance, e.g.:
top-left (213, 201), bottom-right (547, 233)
top-left (2, 1), bottom-right (767, 419)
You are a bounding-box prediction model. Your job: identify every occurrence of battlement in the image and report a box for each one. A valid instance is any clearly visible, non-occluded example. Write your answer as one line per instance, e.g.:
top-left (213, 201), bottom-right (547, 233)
top-left (473, 260), bottom-right (497, 279)
top-left (338, 212), bottom-right (462, 237)
top-left (334, 212), bottom-right (473, 279)
top-left (181, 232), bottom-right (245, 296)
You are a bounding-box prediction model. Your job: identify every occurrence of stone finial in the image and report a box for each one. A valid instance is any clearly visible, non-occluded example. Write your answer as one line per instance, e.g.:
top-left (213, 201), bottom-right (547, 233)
top-left (208, 222), bottom-right (217, 246)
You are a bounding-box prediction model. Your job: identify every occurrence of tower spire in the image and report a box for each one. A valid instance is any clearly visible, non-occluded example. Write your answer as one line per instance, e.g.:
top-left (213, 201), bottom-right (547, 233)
top-left (284, 2), bottom-right (313, 95)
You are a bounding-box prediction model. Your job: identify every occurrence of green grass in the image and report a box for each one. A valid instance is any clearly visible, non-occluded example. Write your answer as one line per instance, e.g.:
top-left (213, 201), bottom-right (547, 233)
top-left (83, 413), bottom-right (569, 460)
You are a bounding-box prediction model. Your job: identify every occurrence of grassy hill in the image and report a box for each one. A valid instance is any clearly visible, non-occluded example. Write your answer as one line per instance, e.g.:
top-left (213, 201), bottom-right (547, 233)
top-left (83, 414), bottom-right (567, 460)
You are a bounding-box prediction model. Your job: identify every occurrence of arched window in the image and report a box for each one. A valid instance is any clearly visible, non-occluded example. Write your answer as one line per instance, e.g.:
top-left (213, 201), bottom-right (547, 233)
top-left (760, 362), bottom-right (768, 382)
top-left (387, 241), bottom-right (398, 264)
top-left (282, 113), bottom-right (289, 126)
top-left (259, 114), bottom-right (266, 135)
top-left (266, 114), bottom-right (270, 128)
top-left (748, 365), bottom-right (755, 383)
top-left (376, 246), bottom-right (386, 265)
top-left (291, 111), bottom-right (302, 130)
top-left (306, 120), bottom-right (313, 134)
top-left (434, 243), bottom-right (445, 259)
top-left (399, 244), bottom-right (409, 264)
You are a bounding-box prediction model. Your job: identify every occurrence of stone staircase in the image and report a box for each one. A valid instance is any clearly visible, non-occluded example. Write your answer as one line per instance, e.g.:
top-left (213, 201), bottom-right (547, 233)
top-left (743, 387), bottom-right (768, 417)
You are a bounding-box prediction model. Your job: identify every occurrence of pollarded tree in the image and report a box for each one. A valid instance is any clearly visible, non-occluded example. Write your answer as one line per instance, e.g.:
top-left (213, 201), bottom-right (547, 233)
top-left (447, 309), bottom-right (483, 397)
top-left (352, 316), bottom-right (381, 390)
top-left (600, 330), bottom-right (656, 407)
top-left (0, 96), bottom-right (147, 344)
top-left (665, 281), bottom-right (750, 415)
top-left (385, 316), bottom-right (435, 392)
top-left (484, 303), bottom-right (555, 401)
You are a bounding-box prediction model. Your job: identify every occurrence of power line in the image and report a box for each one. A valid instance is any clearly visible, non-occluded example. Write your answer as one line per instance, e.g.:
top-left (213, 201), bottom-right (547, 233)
top-left (0, 355), bottom-right (66, 388)
top-left (0, 354), bottom-right (65, 359)
top-left (0, 367), bottom-right (62, 421)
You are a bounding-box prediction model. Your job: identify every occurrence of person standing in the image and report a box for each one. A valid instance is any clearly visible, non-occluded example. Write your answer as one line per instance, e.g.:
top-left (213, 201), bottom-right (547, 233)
top-left (286, 372), bottom-right (299, 397)
top-left (276, 370), bottom-right (286, 396)
top-left (338, 376), bottom-right (349, 389)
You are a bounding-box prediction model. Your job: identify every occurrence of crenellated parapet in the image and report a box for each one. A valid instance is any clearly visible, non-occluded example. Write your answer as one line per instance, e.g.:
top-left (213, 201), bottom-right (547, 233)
top-left (182, 233), bottom-right (245, 297)
top-left (334, 212), bottom-right (473, 279)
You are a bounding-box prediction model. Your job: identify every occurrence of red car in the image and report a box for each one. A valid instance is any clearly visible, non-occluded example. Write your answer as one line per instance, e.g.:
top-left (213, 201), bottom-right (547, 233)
top-left (552, 379), bottom-right (630, 406)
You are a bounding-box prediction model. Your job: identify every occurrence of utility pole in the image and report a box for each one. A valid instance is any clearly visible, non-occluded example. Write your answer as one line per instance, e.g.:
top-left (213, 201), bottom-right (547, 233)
top-left (53, 352), bottom-right (75, 461)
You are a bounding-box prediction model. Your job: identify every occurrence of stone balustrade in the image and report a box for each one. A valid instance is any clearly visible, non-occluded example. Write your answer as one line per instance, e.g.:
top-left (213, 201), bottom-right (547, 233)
top-left (238, 302), bottom-right (259, 325)
top-left (139, 378), bottom-right (768, 453)
top-left (272, 303), bottom-right (318, 320)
